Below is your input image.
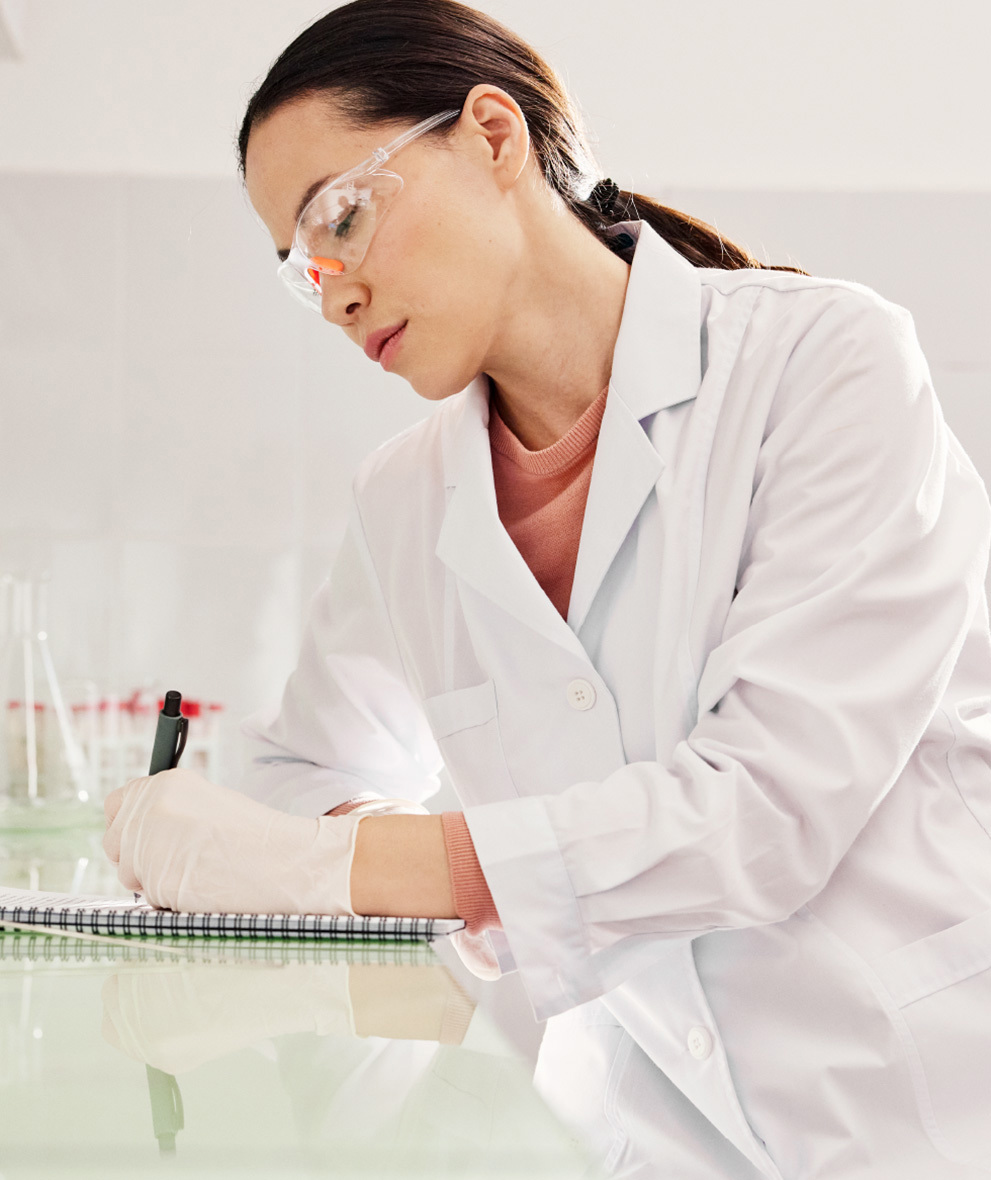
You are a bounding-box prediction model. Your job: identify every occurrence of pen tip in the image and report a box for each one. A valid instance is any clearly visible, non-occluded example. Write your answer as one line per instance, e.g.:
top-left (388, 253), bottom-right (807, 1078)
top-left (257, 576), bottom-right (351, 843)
top-left (162, 690), bottom-right (182, 717)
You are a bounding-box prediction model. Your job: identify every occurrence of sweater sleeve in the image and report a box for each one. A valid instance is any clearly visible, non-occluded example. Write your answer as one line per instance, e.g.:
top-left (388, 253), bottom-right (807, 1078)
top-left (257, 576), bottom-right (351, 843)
top-left (441, 812), bottom-right (502, 934)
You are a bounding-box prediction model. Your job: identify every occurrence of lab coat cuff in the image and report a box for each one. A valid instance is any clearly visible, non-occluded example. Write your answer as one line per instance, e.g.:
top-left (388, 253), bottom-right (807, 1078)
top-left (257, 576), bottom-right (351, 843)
top-left (260, 774), bottom-right (377, 821)
top-left (282, 778), bottom-right (381, 819)
top-left (236, 755), bottom-right (383, 818)
top-left (464, 796), bottom-right (600, 1021)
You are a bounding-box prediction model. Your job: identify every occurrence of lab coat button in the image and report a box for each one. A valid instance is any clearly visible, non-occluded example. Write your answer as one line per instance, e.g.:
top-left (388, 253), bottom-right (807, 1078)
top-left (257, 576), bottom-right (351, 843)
top-left (566, 679), bottom-right (596, 711)
top-left (687, 1026), bottom-right (714, 1060)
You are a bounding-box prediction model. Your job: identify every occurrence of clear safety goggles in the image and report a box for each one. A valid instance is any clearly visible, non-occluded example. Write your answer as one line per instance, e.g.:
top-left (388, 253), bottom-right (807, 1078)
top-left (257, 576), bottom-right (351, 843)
top-left (277, 108), bottom-right (461, 312)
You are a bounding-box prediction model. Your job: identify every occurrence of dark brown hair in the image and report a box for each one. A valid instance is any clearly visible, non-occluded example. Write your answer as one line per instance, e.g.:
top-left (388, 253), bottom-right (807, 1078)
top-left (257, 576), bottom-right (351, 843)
top-left (238, 0), bottom-right (805, 274)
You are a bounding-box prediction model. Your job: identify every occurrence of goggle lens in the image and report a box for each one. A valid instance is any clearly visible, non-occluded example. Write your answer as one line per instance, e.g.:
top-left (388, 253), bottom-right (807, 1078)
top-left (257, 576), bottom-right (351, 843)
top-left (279, 174), bottom-right (403, 310)
top-left (274, 110), bottom-right (459, 313)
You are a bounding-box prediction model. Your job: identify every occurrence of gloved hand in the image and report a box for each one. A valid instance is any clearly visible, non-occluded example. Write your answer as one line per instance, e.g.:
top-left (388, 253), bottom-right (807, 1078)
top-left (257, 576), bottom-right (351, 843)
top-left (448, 928), bottom-right (505, 981)
top-left (103, 768), bottom-right (362, 915)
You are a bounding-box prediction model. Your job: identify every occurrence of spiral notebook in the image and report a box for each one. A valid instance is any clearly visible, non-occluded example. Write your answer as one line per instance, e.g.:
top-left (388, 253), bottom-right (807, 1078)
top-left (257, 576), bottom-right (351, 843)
top-left (0, 887), bottom-right (464, 942)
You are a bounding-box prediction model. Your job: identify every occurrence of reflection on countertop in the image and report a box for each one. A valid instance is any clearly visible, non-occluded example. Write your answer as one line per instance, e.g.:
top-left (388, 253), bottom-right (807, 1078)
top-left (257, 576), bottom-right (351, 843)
top-left (0, 929), bottom-right (590, 1178)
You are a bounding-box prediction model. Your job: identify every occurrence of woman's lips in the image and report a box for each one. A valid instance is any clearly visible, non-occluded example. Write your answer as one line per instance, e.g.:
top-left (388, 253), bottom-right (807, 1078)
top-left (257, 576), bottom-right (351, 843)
top-left (378, 323), bottom-right (407, 371)
top-left (363, 321), bottom-right (406, 362)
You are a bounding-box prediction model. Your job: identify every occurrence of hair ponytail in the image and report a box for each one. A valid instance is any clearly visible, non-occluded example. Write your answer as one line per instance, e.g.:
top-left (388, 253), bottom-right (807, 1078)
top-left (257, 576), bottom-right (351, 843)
top-left (571, 185), bottom-right (804, 272)
top-left (239, 0), bottom-right (806, 275)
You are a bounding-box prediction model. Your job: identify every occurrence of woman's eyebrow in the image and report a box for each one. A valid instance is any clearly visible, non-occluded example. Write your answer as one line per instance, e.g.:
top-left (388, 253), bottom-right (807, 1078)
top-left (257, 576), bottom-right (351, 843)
top-left (276, 170), bottom-right (345, 259)
top-left (275, 172), bottom-right (340, 261)
top-left (293, 171), bottom-right (339, 222)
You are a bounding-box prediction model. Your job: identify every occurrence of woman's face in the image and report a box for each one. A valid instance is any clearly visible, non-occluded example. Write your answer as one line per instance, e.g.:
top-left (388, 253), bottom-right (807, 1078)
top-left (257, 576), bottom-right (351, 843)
top-left (244, 89), bottom-right (533, 402)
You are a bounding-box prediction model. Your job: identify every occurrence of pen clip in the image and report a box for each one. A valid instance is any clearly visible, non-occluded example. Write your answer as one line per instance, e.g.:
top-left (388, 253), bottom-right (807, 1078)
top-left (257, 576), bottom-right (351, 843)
top-left (171, 716), bottom-right (189, 769)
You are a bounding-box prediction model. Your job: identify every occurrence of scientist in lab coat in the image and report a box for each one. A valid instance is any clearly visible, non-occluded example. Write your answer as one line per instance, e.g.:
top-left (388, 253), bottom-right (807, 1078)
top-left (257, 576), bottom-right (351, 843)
top-left (103, 1), bottom-right (991, 1176)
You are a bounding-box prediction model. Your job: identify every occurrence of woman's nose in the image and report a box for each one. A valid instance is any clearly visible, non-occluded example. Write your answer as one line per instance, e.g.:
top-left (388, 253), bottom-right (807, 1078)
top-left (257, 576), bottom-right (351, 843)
top-left (320, 275), bottom-right (368, 326)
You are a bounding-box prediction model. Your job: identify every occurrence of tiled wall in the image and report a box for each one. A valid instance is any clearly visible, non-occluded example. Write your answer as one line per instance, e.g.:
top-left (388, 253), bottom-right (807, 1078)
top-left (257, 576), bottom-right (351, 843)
top-left (1, 175), bottom-right (989, 787)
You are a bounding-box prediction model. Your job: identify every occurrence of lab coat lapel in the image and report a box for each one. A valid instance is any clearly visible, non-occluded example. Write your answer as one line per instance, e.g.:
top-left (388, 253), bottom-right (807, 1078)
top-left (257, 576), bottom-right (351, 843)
top-left (436, 223), bottom-right (701, 653)
top-left (436, 377), bottom-right (588, 660)
top-left (568, 223), bottom-right (704, 634)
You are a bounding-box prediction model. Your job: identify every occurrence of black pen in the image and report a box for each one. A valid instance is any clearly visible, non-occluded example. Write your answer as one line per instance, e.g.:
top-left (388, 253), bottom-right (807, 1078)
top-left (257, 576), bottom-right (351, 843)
top-left (149, 690), bottom-right (188, 777)
top-left (133, 690), bottom-right (189, 902)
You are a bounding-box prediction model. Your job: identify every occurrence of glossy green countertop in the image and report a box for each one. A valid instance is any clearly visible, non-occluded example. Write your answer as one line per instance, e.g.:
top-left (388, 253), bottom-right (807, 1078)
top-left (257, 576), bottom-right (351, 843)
top-left (0, 830), bottom-right (589, 1178)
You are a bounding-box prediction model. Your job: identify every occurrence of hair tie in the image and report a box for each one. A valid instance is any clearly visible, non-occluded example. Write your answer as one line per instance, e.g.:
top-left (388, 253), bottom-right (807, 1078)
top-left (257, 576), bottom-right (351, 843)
top-left (589, 177), bottom-right (621, 216)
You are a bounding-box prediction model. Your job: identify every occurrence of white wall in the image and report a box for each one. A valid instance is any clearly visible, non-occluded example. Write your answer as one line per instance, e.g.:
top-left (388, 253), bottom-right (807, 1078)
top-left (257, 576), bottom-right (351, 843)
top-left (1, 2), bottom-right (989, 784)
top-left (0, 0), bottom-right (25, 59)
top-left (0, 172), bottom-right (429, 770)
top-left (0, 1), bottom-right (990, 188)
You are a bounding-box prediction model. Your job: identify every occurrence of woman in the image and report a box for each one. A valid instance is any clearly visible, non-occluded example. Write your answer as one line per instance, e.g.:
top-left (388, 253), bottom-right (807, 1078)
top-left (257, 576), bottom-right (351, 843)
top-left (104, 1), bottom-right (991, 1176)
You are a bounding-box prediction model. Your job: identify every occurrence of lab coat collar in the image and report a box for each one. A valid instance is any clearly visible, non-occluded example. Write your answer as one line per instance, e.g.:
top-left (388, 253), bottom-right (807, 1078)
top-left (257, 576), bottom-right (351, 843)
top-left (436, 381), bottom-right (588, 657)
top-left (605, 219), bottom-right (703, 419)
top-left (567, 222), bottom-right (703, 631)
top-left (436, 221), bottom-right (703, 649)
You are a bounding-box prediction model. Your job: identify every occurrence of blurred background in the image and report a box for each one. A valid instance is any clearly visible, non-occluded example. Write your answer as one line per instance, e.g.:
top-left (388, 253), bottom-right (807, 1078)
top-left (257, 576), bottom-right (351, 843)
top-left (1, 0), bottom-right (989, 805)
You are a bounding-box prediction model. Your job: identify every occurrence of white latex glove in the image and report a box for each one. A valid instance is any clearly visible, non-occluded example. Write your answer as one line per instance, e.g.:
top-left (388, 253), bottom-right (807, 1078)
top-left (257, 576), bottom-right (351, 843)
top-left (448, 928), bottom-right (505, 981)
top-left (103, 768), bottom-right (361, 915)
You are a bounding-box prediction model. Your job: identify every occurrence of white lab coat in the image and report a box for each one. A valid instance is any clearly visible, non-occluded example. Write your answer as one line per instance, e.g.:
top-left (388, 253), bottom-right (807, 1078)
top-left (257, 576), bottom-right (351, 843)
top-left (243, 221), bottom-right (991, 1178)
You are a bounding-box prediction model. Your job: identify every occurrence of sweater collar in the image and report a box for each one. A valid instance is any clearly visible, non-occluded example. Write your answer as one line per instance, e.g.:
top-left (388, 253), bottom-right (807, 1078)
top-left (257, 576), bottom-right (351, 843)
top-left (488, 384), bottom-right (608, 475)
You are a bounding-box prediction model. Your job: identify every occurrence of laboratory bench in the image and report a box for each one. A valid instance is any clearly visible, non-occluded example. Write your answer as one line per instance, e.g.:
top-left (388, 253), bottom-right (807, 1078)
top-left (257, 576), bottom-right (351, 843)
top-left (0, 827), bottom-right (591, 1179)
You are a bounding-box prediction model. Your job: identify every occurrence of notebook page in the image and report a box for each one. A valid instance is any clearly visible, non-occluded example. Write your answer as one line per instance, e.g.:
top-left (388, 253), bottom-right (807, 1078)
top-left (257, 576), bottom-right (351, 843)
top-left (0, 887), bottom-right (150, 912)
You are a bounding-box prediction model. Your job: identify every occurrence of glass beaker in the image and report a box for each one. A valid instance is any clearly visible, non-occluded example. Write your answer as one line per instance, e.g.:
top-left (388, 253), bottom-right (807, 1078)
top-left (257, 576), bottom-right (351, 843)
top-left (0, 577), bottom-right (96, 829)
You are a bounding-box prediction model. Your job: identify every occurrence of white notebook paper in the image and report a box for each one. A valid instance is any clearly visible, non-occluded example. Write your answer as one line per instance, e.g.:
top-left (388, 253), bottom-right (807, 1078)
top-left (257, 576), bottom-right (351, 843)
top-left (0, 887), bottom-right (464, 942)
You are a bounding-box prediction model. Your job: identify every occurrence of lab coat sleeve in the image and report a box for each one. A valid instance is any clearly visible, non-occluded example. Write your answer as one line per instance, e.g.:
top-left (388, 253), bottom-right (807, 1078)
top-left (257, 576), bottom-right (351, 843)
top-left (239, 494), bottom-right (443, 818)
top-left (464, 291), bottom-right (991, 1018)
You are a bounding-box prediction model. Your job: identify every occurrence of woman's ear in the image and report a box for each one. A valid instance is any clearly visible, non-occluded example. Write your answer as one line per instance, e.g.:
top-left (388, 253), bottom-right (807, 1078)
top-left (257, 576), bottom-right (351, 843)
top-left (457, 83), bottom-right (530, 193)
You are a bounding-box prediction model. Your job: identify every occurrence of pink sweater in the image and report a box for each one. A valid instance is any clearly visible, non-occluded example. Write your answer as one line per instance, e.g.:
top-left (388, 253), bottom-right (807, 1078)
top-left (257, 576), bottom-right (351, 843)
top-left (488, 387), bottom-right (609, 618)
top-left (336, 386), bottom-right (609, 934)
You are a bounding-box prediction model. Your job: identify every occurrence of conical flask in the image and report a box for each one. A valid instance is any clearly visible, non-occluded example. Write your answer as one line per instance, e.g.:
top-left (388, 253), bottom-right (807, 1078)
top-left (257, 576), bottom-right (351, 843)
top-left (0, 576), bottom-right (94, 829)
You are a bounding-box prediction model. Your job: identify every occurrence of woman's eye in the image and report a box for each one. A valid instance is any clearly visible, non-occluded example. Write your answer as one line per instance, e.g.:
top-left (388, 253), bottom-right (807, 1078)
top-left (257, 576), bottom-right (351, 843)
top-left (334, 200), bottom-right (366, 239)
top-left (335, 206), bottom-right (357, 237)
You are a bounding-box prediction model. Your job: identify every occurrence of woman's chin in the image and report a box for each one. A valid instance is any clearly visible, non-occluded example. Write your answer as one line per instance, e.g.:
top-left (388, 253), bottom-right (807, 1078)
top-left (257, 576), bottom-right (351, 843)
top-left (406, 366), bottom-right (477, 404)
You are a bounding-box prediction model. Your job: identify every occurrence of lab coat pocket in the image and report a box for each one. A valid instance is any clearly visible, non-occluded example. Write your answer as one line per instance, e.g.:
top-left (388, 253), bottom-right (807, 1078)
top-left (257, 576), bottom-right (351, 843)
top-left (870, 909), bottom-right (991, 1166)
top-left (533, 1006), bottom-right (632, 1173)
top-left (944, 696), bottom-right (991, 836)
top-left (421, 681), bottom-right (518, 807)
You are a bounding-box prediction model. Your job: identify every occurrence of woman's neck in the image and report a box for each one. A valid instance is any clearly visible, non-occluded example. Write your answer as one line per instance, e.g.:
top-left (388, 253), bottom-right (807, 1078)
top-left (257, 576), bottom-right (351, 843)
top-left (483, 213), bottom-right (631, 451)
